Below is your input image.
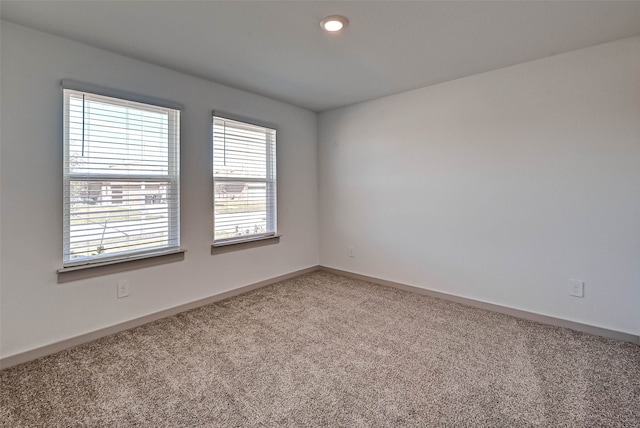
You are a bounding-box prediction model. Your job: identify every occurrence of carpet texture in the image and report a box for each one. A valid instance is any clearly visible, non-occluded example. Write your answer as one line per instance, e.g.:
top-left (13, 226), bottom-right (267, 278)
top-left (1, 271), bottom-right (639, 427)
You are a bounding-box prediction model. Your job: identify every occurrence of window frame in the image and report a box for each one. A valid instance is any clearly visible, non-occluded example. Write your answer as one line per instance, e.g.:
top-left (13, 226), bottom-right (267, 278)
top-left (212, 111), bottom-right (278, 246)
top-left (61, 80), bottom-right (183, 268)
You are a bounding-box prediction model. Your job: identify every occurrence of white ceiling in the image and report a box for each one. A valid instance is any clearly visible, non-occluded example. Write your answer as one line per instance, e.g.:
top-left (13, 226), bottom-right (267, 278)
top-left (2, 1), bottom-right (640, 112)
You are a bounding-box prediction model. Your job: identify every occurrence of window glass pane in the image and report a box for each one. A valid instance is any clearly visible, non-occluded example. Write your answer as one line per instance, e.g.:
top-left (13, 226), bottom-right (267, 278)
top-left (213, 119), bottom-right (268, 179)
top-left (67, 94), bottom-right (170, 176)
top-left (214, 181), bottom-right (267, 240)
top-left (63, 88), bottom-right (180, 265)
top-left (67, 180), bottom-right (174, 260)
top-left (213, 115), bottom-right (276, 243)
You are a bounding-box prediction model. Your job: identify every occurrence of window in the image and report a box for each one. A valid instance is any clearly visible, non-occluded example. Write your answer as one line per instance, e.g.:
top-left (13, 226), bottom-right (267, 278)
top-left (63, 81), bottom-right (181, 266)
top-left (213, 113), bottom-right (277, 244)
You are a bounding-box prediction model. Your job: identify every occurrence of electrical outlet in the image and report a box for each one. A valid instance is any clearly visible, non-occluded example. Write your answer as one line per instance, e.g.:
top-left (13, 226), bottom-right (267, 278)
top-left (348, 246), bottom-right (355, 257)
top-left (117, 280), bottom-right (130, 298)
top-left (569, 279), bottom-right (584, 298)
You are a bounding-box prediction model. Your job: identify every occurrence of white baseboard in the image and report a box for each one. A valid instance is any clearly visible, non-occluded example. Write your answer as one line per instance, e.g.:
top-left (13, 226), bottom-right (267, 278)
top-left (320, 266), bottom-right (640, 346)
top-left (0, 266), bottom-right (321, 370)
top-left (3, 264), bottom-right (637, 370)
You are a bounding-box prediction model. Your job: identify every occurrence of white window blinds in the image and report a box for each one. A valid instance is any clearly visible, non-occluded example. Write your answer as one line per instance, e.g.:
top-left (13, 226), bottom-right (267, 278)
top-left (63, 86), bottom-right (180, 266)
top-left (213, 114), bottom-right (277, 243)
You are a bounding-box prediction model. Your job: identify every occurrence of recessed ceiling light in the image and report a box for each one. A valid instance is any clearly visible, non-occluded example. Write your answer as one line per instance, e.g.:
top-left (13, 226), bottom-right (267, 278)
top-left (321, 15), bottom-right (348, 32)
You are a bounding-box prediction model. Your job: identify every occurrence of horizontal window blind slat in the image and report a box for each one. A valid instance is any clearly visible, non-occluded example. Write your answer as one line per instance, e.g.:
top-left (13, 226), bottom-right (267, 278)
top-left (64, 217), bottom-right (178, 227)
top-left (68, 232), bottom-right (171, 249)
top-left (67, 168), bottom-right (172, 175)
top-left (68, 239), bottom-right (170, 253)
top-left (68, 243), bottom-right (174, 260)
top-left (67, 165), bottom-right (171, 173)
top-left (65, 218), bottom-right (178, 226)
top-left (64, 219), bottom-right (176, 233)
top-left (66, 105), bottom-right (169, 122)
top-left (65, 180), bottom-right (178, 185)
top-left (211, 177), bottom-right (271, 183)
top-left (63, 245), bottom-right (181, 267)
top-left (67, 236), bottom-right (177, 254)
top-left (66, 142), bottom-right (170, 153)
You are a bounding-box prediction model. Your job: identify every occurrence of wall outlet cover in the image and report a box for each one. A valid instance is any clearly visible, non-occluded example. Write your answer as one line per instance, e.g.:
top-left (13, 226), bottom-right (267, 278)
top-left (570, 279), bottom-right (584, 298)
top-left (117, 280), bottom-right (130, 298)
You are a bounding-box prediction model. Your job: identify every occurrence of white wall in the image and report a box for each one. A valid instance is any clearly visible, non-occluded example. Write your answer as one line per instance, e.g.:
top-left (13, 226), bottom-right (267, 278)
top-left (0, 22), bottom-right (319, 358)
top-left (319, 36), bottom-right (640, 335)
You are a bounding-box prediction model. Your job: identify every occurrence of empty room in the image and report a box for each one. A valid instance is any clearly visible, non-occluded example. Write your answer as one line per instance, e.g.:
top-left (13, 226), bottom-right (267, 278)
top-left (1, 1), bottom-right (639, 426)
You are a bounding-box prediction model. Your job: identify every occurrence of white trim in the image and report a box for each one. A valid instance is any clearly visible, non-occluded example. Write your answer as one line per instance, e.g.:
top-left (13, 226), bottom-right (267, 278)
top-left (212, 114), bottom-right (277, 244)
top-left (1, 266), bottom-right (320, 369)
top-left (62, 88), bottom-right (181, 266)
top-left (58, 248), bottom-right (185, 272)
top-left (212, 233), bottom-right (279, 247)
top-left (320, 266), bottom-right (640, 346)
top-left (4, 266), bottom-right (636, 370)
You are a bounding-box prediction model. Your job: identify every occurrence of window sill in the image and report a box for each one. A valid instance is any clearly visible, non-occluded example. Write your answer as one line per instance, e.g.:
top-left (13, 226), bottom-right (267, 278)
top-left (57, 249), bottom-right (186, 283)
top-left (211, 235), bottom-right (280, 254)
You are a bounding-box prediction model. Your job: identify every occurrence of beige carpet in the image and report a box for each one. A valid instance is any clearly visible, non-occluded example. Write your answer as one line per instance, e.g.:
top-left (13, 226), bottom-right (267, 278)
top-left (1, 271), bottom-right (639, 427)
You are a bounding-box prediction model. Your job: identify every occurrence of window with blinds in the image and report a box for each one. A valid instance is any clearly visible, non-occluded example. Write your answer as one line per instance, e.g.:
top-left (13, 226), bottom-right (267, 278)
top-left (63, 86), bottom-right (180, 266)
top-left (213, 114), bottom-right (277, 244)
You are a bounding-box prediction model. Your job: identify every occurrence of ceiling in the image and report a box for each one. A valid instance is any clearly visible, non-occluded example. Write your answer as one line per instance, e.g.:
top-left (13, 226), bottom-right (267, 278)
top-left (2, 1), bottom-right (640, 112)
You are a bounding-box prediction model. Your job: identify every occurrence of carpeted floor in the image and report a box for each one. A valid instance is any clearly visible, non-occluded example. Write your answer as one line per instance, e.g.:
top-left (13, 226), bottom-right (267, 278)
top-left (1, 271), bottom-right (639, 427)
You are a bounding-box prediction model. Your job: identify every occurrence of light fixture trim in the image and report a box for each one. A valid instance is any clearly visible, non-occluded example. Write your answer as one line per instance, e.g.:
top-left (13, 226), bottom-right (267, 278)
top-left (321, 15), bottom-right (349, 32)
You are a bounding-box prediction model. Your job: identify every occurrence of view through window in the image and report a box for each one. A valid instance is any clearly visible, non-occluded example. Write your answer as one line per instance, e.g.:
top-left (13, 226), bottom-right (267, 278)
top-left (63, 88), bottom-right (180, 265)
top-left (213, 115), bottom-right (276, 243)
